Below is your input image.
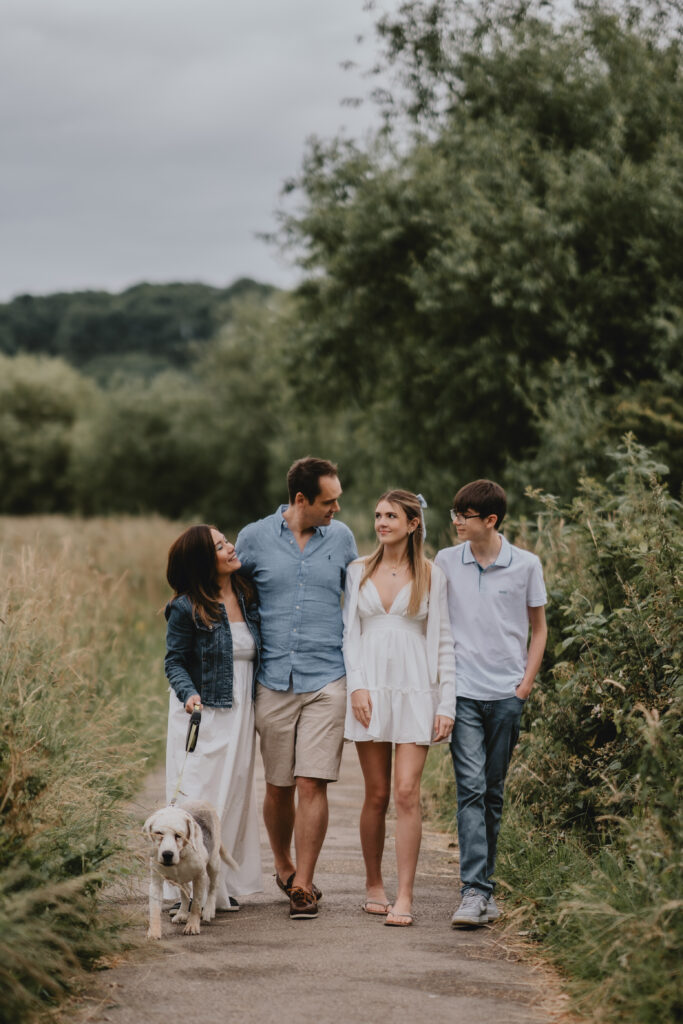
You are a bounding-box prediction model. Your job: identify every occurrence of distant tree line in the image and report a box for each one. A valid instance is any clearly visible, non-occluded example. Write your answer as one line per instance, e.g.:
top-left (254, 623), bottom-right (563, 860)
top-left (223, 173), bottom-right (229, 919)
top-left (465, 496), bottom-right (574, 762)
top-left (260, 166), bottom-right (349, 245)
top-left (0, 278), bottom-right (274, 379)
top-left (0, 0), bottom-right (680, 529)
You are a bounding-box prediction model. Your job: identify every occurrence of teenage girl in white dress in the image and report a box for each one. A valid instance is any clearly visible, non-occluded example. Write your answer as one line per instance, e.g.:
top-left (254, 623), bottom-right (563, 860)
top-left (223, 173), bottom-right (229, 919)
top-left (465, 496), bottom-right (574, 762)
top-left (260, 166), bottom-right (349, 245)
top-left (164, 525), bottom-right (262, 909)
top-left (343, 490), bottom-right (456, 926)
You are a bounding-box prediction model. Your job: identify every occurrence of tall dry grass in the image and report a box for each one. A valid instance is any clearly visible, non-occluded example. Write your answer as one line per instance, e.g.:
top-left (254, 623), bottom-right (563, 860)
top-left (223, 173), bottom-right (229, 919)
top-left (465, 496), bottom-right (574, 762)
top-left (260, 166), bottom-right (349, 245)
top-left (0, 516), bottom-right (180, 1024)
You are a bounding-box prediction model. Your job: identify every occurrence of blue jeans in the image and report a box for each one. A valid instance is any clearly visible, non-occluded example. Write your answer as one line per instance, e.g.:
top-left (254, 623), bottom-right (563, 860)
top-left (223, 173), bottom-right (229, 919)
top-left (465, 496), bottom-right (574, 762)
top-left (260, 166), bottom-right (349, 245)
top-left (450, 696), bottom-right (524, 898)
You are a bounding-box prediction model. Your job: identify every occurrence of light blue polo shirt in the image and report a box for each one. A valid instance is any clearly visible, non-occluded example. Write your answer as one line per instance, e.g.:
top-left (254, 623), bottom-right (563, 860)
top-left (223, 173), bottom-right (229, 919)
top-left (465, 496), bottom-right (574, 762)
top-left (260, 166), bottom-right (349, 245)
top-left (236, 506), bottom-right (358, 693)
top-left (434, 535), bottom-right (547, 701)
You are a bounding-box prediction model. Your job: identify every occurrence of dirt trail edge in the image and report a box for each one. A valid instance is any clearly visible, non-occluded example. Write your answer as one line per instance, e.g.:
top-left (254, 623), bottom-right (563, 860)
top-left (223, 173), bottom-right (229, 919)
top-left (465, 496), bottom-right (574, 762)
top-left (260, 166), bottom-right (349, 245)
top-left (78, 746), bottom-right (568, 1024)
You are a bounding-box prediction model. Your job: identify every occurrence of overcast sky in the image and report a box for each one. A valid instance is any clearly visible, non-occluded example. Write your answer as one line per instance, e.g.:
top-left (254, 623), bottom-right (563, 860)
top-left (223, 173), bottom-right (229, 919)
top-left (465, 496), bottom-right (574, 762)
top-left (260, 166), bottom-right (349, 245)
top-left (0, 0), bottom-right (396, 300)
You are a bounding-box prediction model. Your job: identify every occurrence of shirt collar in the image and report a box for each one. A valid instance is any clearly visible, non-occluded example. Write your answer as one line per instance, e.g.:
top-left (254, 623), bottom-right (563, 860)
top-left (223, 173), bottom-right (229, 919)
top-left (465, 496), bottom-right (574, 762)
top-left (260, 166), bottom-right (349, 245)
top-left (275, 504), bottom-right (326, 537)
top-left (462, 534), bottom-right (512, 568)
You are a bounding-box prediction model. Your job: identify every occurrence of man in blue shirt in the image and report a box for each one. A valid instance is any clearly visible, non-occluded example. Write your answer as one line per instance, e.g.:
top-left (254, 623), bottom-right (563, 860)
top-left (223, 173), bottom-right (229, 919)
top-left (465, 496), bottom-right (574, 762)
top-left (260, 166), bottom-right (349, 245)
top-left (236, 457), bottom-right (358, 919)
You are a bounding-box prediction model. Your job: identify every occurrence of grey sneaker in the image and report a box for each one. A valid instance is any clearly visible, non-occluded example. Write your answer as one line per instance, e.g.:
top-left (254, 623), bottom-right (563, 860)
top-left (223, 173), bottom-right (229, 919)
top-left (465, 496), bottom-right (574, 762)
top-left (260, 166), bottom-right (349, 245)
top-left (451, 888), bottom-right (488, 928)
top-left (486, 895), bottom-right (501, 922)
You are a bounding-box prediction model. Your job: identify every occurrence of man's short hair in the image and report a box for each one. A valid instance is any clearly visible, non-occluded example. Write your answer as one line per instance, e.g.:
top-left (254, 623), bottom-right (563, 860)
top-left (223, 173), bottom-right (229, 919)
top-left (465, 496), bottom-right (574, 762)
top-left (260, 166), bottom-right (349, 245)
top-left (287, 457), bottom-right (339, 504)
top-left (453, 479), bottom-right (507, 529)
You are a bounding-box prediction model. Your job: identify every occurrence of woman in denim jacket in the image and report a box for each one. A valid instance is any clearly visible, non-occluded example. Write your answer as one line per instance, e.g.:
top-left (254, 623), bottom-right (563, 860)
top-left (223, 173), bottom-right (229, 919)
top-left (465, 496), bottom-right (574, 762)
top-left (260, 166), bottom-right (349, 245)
top-left (164, 524), bottom-right (263, 909)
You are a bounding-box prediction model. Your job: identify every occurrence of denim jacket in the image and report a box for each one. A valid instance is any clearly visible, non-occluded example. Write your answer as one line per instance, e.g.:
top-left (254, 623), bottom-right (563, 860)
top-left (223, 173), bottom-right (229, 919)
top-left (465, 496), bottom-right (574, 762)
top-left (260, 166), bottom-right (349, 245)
top-left (164, 593), bottom-right (261, 708)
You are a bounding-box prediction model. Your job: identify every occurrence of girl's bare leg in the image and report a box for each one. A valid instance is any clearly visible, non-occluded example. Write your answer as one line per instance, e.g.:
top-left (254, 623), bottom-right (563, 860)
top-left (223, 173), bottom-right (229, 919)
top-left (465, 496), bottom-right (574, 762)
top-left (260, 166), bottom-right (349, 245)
top-left (391, 742), bottom-right (429, 917)
top-left (355, 741), bottom-right (392, 904)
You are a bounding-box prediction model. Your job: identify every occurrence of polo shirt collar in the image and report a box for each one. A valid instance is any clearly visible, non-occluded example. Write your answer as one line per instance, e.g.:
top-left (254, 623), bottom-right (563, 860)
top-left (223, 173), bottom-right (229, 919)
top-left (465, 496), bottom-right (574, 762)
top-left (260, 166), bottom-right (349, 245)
top-left (462, 534), bottom-right (512, 568)
top-left (495, 534), bottom-right (513, 566)
top-left (275, 504), bottom-right (326, 537)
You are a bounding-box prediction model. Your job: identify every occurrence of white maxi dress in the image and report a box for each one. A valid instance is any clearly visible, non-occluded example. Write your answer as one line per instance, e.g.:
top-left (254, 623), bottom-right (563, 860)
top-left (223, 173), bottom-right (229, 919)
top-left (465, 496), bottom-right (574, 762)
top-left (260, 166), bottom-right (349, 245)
top-left (343, 561), bottom-right (456, 745)
top-left (165, 620), bottom-right (263, 905)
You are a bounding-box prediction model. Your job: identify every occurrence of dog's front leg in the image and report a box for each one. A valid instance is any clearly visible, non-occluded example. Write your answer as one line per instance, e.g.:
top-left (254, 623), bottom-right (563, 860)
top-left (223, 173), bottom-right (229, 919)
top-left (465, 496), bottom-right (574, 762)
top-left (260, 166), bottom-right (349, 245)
top-left (147, 869), bottom-right (164, 940)
top-left (183, 874), bottom-right (206, 935)
top-left (171, 884), bottom-right (191, 924)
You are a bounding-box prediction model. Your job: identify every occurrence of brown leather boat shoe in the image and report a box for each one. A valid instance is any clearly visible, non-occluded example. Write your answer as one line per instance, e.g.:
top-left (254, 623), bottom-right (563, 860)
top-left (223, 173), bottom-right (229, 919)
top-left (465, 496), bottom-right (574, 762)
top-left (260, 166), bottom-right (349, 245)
top-left (289, 886), bottom-right (318, 919)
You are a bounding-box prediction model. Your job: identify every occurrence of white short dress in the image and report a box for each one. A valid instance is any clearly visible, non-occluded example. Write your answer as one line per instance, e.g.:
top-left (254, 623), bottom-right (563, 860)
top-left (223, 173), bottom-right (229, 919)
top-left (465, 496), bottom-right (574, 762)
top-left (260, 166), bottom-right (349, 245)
top-left (343, 561), bottom-right (456, 745)
top-left (165, 620), bottom-right (263, 905)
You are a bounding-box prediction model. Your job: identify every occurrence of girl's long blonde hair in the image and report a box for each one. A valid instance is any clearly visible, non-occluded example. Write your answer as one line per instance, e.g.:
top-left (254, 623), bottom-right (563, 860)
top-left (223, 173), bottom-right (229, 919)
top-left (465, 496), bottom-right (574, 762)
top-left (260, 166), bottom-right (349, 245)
top-left (360, 489), bottom-right (431, 616)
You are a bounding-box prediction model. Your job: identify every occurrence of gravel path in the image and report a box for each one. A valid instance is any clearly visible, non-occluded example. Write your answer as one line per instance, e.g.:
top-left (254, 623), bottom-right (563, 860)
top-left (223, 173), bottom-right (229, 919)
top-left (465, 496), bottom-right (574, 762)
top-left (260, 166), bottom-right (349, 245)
top-left (77, 745), bottom-right (565, 1024)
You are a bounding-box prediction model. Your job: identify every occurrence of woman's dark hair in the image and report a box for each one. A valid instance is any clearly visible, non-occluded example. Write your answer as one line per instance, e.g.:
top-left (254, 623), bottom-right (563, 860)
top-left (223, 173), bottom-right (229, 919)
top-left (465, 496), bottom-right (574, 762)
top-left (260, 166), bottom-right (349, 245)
top-left (166, 524), bottom-right (253, 626)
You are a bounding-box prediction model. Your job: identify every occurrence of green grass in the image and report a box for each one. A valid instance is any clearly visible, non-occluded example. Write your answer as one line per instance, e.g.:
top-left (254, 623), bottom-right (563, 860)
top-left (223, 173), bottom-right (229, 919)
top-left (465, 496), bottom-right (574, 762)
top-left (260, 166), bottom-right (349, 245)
top-left (497, 804), bottom-right (682, 1023)
top-left (422, 744), bottom-right (683, 1023)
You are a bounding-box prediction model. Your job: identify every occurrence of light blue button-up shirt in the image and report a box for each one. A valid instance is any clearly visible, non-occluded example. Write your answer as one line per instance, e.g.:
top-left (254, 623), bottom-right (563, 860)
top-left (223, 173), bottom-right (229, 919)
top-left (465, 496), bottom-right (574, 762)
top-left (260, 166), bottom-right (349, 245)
top-left (236, 506), bottom-right (358, 693)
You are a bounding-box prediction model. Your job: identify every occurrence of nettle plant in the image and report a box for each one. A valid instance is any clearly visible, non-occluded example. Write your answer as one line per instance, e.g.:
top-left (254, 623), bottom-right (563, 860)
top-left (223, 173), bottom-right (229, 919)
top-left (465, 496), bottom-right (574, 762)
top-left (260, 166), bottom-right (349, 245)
top-left (509, 436), bottom-right (681, 840)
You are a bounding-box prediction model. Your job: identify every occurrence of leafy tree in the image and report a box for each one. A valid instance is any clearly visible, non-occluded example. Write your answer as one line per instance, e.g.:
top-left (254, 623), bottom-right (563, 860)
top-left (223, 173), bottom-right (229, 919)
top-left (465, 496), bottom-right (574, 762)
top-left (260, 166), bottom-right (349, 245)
top-left (0, 355), bottom-right (96, 513)
top-left (71, 298), bottom-right (286, 524)
top-left (0, 297), bottom-right (344, 523)
top-left (277, 0), bottom-right (683, 504)
top-left (514, 357), bottom-right (683, 497)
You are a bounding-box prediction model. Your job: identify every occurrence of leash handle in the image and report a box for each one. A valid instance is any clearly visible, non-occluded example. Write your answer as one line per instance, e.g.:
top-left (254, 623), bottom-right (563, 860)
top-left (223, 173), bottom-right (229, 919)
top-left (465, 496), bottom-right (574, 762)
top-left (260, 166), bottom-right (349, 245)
top-left (185, 704), bottom-right (202, 752)
top-left (170, 702), bottom-right (203, 805)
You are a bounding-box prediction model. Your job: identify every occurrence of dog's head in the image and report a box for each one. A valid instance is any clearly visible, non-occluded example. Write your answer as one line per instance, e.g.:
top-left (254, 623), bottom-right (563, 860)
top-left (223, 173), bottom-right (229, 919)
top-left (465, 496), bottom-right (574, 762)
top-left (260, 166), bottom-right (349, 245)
top-left (142, 806), bottom-right (203, 867)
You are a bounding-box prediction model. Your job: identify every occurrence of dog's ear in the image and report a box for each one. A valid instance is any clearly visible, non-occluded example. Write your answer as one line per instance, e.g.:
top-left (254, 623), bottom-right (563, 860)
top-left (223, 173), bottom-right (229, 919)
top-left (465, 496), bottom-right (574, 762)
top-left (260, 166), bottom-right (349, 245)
top-left (185, 813), bottom-right (203, 853)
top-left (142, 812), bottom-right (158, 838)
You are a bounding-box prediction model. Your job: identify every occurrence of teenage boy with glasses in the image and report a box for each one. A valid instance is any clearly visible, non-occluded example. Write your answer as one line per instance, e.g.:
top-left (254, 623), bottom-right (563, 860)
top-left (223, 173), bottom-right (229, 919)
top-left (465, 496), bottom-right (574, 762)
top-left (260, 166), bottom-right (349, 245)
top-left (434, 480), bottom-right (547, 927)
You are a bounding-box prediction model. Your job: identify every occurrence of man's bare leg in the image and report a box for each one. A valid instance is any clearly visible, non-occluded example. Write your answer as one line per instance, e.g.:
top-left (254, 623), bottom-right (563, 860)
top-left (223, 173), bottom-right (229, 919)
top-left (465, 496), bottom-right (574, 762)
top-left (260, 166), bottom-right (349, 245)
top-left (291, 777), bottom-right (328, 893)
top-left (263, 782), bottom-right (296, 884)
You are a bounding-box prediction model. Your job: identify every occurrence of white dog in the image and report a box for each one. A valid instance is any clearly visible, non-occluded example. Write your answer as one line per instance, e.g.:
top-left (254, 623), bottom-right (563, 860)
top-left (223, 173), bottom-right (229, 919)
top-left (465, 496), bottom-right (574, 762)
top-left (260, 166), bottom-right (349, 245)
top-left (143, 800), bottom-right (239, 940)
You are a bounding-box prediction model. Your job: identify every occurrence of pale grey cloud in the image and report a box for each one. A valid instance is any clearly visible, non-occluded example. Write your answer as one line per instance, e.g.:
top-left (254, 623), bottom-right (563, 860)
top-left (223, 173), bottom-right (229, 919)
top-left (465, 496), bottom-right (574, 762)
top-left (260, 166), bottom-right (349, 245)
top-left (0, 0), bottom-right (393, 298)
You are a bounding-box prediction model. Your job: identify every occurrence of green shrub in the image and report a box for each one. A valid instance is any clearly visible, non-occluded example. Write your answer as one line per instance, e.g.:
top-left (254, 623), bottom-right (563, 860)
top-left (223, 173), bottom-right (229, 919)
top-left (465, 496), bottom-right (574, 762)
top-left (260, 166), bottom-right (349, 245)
top-left (511, 436), bottom-right (681, 836)
top-left (424, 438), bottom-right (682, 1023)
top-left (507, 438), bottom-right (682, 1022)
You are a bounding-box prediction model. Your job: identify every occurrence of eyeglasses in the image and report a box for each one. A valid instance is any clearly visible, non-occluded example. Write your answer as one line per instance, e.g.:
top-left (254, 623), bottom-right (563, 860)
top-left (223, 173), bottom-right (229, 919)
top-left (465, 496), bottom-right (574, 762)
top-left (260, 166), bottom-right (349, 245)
top-left (449, 510), bottom-right (482, 524)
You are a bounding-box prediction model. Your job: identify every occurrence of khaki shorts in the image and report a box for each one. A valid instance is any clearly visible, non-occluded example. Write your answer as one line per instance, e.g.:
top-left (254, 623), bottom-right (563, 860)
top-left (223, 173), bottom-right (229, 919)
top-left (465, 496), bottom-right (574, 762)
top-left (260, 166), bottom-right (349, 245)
top-left (254, 677), bottom-right (347, 786)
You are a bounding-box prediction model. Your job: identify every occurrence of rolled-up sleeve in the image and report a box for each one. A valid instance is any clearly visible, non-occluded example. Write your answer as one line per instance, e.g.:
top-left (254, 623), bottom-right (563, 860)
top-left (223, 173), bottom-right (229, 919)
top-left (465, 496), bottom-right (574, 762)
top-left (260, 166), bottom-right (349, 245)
top-left (164, 601), bottom-right (200, 707)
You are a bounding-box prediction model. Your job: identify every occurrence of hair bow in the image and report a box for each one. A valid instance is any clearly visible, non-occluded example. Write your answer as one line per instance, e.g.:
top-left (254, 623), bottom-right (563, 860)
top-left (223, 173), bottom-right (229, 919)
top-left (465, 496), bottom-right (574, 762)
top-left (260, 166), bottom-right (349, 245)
top-left (416, 493), bottom-right (428, 541)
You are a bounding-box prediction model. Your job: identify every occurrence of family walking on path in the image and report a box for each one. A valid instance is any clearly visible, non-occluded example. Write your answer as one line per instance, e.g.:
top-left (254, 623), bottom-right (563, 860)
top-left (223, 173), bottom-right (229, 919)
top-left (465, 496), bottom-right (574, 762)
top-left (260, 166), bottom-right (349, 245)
top-left (157, 456), bottom-right (548, 937)
top-left (159, 456), bottom-right (547, 932)
top-left (87, 455), bottom-right (556, 1021)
